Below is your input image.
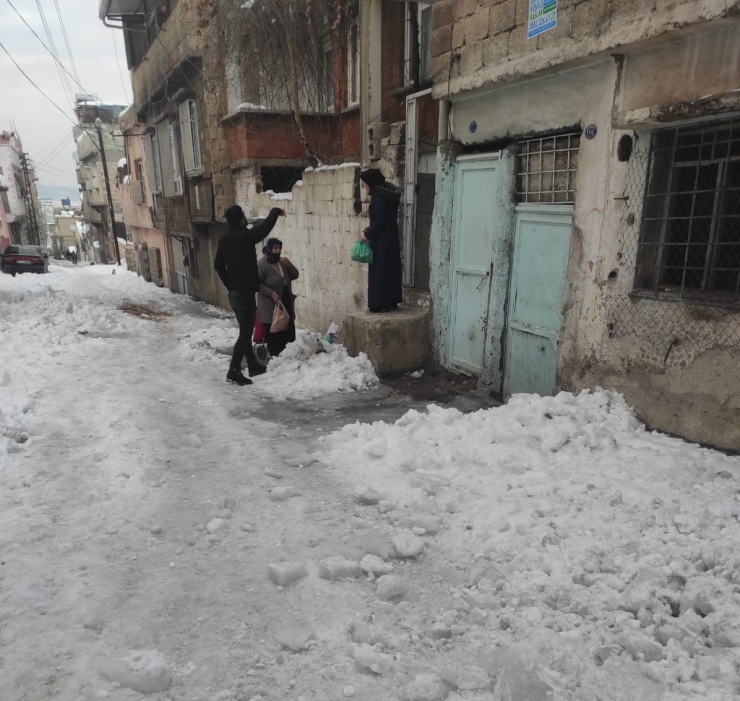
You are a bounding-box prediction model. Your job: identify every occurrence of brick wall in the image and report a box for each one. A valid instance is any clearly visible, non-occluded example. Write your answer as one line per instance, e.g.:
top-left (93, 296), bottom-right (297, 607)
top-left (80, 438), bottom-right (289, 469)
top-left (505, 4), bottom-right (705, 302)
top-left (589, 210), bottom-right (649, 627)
top-left (339, 109), bottom-right (362, 160)
top-left (224, 112), bottom-right (340, 163)
top-left (251, 165), bottom-right (368, 334)
top-left (431, 0), bottom-right (740, 96)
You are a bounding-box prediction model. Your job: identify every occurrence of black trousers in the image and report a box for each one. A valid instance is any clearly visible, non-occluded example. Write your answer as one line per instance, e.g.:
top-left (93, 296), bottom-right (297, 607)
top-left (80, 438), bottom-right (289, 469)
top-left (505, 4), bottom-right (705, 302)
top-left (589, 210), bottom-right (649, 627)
top-left (228, 290), bottom-right (257, 371)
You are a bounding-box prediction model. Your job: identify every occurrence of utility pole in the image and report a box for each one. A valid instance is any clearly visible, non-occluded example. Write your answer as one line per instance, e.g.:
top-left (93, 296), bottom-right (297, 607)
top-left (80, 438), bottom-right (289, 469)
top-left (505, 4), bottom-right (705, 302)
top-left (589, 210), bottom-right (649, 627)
top-left (18, 153), bottom-right (40, 246)
top-left (95, 118), bottom-right (121, 266)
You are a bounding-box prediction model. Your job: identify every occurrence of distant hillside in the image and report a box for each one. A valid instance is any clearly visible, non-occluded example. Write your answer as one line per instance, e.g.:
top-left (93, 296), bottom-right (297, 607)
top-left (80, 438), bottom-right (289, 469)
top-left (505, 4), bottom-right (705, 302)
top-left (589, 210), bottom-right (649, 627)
top-left (35, 183), bottom-right (81, 207)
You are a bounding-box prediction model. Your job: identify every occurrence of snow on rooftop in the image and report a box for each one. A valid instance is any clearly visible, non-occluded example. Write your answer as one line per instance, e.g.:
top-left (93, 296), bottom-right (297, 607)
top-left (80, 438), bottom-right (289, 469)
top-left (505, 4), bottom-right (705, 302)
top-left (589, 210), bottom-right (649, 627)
top-left (234, 102), bottom-right (267, 111)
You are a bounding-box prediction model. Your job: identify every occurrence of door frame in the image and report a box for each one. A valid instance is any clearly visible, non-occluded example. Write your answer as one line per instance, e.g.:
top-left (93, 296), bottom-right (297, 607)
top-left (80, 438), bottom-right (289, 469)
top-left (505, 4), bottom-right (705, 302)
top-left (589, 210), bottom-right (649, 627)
top-left (502, 203), bottom-right (574, 398)
top-left (447, 152), bottom-right (501, 374)
top-left (403, 88), bottom-right (432, 288)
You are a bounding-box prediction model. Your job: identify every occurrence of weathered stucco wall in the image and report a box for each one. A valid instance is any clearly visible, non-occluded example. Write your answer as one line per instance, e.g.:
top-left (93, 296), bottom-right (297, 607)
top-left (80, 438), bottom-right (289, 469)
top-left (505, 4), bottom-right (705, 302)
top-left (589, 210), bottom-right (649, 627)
top-left (250, 166), bottom-right (369, 335)
top-left (450, 60), bottom-right (612, 143)
top-left (431, 38), bottom-right (740, 448)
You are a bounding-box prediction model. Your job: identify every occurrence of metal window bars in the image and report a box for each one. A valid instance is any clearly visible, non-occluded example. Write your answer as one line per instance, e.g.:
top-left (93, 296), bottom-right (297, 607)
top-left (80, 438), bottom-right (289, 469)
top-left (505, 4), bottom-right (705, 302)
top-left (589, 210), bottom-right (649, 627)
top-left (608, 132), bottom-right (740, 355)
top-left (636, 119), bottom-right (740, 302)
top-left (516, 133), bottom-right (580, 204)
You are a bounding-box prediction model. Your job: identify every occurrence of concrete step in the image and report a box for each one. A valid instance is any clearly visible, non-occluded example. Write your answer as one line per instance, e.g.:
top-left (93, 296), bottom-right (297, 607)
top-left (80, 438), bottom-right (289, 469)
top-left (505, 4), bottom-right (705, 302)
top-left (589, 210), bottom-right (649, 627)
top-left (342, 306), bottom-right (430, 378)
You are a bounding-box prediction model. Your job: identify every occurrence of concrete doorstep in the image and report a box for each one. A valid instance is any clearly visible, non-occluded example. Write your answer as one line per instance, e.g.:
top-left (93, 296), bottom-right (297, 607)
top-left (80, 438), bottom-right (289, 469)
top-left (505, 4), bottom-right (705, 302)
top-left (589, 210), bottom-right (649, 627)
top-left (342, 306), bottom-right (430, 378)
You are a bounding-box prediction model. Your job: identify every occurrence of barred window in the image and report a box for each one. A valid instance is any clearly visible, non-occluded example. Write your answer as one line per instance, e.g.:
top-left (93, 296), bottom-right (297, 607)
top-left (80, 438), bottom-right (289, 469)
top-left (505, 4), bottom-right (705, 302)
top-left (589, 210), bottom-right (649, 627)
top-left (635, 120), bottom-right (740, 302)
top-left (516, 133), bottom-right (580, 204)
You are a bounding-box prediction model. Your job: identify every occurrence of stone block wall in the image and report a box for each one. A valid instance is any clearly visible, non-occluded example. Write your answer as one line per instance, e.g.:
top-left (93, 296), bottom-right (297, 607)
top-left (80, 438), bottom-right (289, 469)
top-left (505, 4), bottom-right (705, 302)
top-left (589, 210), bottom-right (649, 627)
top-left (251, 165), bottom-right (368, 334)
top-left (431, 0), bottom-right (740, 97)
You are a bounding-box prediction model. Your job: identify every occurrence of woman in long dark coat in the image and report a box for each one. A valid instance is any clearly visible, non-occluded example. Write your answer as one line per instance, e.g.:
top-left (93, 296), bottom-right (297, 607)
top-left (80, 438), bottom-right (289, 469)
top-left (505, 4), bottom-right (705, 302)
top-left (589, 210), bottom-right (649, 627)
top-left (359, 169), bottom-right (403, 313)
top-left (257, 238), bottom-right (299, 358)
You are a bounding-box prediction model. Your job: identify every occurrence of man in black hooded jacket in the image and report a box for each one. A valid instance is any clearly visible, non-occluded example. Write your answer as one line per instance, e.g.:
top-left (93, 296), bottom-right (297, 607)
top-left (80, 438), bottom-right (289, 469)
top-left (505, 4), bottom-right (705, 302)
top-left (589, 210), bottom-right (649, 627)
top-left (215, 204), bottom-right (285, 385)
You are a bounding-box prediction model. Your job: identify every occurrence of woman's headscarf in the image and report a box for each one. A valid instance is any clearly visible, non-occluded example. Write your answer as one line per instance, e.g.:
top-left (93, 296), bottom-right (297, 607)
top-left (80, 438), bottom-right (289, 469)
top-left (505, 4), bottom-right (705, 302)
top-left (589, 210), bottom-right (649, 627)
top-left (263, 237), bottom-right (282, 264)
top-left (359, 169), bottom-right (386, 189)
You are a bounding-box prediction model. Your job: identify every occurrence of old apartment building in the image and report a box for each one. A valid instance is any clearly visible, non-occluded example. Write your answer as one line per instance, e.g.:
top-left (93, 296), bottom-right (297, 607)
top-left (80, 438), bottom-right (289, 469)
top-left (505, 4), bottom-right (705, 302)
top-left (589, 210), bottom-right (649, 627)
top-left (73, 97), bottom-right (127, 264)
top-left (102, 0), bottom-right (438, 367)
top-left (428, 0), bottom-right (740, 448)
top-left (0, 130), bottom-right (42, 248)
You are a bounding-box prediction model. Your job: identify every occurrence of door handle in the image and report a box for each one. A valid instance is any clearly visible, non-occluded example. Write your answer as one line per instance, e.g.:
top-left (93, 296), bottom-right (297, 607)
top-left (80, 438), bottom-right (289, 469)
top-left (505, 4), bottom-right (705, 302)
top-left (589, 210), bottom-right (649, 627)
top-left (476, 271), bottom-right (490, 290)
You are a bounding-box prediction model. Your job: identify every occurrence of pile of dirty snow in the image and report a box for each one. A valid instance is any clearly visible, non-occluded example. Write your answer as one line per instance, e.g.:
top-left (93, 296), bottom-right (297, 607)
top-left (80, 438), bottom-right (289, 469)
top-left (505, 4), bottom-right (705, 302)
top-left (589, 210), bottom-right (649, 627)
top-left (254, 330), bottom-right (379, 401)
top-left (318, 390), bottom-right (740, 699)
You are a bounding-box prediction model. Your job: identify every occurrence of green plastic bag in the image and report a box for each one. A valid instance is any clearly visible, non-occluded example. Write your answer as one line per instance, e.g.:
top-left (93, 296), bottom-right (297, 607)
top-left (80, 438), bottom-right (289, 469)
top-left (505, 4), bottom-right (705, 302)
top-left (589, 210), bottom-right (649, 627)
top-left (351, 240), bottom-right (373, 264)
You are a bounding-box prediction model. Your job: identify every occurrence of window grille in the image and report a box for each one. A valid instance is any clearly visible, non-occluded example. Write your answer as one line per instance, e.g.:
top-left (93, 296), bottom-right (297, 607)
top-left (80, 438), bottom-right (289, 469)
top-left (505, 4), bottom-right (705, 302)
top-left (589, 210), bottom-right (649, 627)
top-left (635, 119), bottom-right (740, 302)
top-left (607, 135), bottom-right (740, 356)
top-left (516, 133), bottom-right (580, 204)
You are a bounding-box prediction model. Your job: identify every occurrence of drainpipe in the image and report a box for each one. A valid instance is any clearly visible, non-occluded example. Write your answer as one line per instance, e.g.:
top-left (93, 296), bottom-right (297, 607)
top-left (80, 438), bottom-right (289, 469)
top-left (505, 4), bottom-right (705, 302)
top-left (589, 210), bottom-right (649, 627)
top-left (438, 98), bottom-right (450, 144)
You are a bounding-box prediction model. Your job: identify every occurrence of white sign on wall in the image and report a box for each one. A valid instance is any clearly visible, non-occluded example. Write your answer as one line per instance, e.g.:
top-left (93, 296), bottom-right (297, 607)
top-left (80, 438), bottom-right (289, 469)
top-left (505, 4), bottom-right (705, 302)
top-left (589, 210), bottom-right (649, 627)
top-left (528, 0), bottom-right (558, 39)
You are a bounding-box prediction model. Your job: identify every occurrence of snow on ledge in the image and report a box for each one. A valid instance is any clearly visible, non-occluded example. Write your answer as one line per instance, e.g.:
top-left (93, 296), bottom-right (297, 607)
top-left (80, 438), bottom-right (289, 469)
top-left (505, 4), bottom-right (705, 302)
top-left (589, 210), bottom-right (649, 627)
top-left (304, 162), bottom-right (360, 173)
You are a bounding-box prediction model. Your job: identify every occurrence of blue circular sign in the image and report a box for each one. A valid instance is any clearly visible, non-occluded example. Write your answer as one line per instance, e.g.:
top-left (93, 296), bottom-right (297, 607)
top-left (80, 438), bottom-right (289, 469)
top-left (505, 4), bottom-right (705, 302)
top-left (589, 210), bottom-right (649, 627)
top-left (469, 120), bottom-right (478, 134)
top-left (585, 124), bottom-right (598, 140)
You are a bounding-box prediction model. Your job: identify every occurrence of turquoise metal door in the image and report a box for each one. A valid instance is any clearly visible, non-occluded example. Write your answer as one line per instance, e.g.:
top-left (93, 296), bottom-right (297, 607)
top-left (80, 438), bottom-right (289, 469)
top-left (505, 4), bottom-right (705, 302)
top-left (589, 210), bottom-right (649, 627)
top-left (504, 205), bottom-right (573, 396)
top-left (448, 156), bottom-right (499, 373)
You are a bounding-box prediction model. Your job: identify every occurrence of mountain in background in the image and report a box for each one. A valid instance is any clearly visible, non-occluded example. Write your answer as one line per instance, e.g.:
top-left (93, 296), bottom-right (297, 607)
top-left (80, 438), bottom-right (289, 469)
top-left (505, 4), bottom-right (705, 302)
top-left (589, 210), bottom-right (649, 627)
top-left (35, 183), bottom-right (81, 207)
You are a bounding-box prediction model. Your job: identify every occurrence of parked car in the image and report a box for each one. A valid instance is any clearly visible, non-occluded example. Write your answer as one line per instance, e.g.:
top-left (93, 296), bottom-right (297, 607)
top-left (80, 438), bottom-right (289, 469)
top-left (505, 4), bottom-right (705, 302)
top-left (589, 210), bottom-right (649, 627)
top-left (1, 245), bottom-right (48, 276)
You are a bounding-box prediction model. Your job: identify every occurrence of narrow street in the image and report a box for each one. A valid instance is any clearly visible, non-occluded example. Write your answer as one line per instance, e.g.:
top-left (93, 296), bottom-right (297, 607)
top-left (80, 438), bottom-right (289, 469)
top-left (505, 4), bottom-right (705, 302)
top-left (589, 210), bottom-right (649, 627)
top-left (2, 265), bottom-right (740, 701)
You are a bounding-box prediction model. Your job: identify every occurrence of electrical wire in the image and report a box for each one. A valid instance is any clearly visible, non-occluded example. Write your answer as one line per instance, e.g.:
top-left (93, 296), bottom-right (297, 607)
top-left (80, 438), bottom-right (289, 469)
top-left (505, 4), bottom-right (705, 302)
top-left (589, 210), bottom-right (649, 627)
top-left (0, 40), bottom-right (78, 125)
top-left (6, 0), bottom-right (87, 96)
top-left (34, 0), bottom-right (76, 108)
top-left (32, 127), bottom-right (73, 164)
top-left (111, 28), bottom-right (132, 104)
top-left (52, 0), bottom-right (81, 86)
top-left (35, 131), bottom-right (75, 169)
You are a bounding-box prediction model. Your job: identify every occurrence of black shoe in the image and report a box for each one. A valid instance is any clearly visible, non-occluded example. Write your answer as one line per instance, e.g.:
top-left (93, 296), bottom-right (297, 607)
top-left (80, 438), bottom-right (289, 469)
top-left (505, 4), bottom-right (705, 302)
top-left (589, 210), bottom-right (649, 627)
top-left (247, 361), bottom-right (267, 377)
top-left (227, 369), bottom-right (252, 386)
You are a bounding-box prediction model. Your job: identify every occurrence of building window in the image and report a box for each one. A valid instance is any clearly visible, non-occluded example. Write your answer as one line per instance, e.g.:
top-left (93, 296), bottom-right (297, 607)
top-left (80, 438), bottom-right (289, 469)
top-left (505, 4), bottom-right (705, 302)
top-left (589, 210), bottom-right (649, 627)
top-left (405, 2), bottom-right (432, 87)
top-left (147, 132), bottom-right (163, 193)
top-left (169, 122), bottom-right (183, 196)
top-left (516, 133), bottom-right (580, 204)
top-left (183, 238), bottom-right (199, 279)
top-left (635, 119), bottom-right (740, 301)
top-left (348, 15), bottom-right (360, 106)
top-left (179, 100), bottom-right (202, 175)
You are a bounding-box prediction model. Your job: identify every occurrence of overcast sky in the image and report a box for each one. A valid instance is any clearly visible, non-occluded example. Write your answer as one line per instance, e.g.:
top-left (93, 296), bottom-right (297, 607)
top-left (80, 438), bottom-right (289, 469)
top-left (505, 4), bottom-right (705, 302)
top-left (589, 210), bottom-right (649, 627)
top-left (0, 0), bottom-right (130, 201)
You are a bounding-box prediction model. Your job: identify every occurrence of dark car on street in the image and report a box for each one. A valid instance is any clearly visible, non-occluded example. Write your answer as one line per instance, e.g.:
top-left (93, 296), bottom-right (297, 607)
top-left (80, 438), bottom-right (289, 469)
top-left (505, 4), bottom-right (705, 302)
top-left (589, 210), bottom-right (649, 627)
top-left (1, 245), bottom-right (48, 276)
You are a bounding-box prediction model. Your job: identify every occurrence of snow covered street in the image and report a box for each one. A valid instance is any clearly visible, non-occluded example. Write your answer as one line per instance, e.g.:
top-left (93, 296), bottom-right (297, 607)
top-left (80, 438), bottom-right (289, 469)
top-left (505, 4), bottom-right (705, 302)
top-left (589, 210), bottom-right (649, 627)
top-left (2, 265), bottom-right (740, 701)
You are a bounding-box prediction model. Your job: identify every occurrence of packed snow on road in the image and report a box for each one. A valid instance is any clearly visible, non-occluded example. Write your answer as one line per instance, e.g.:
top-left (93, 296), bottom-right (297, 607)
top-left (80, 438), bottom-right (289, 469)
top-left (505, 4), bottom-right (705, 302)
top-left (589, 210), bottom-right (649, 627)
top-left (1, 264), bottom-right (740, 701)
